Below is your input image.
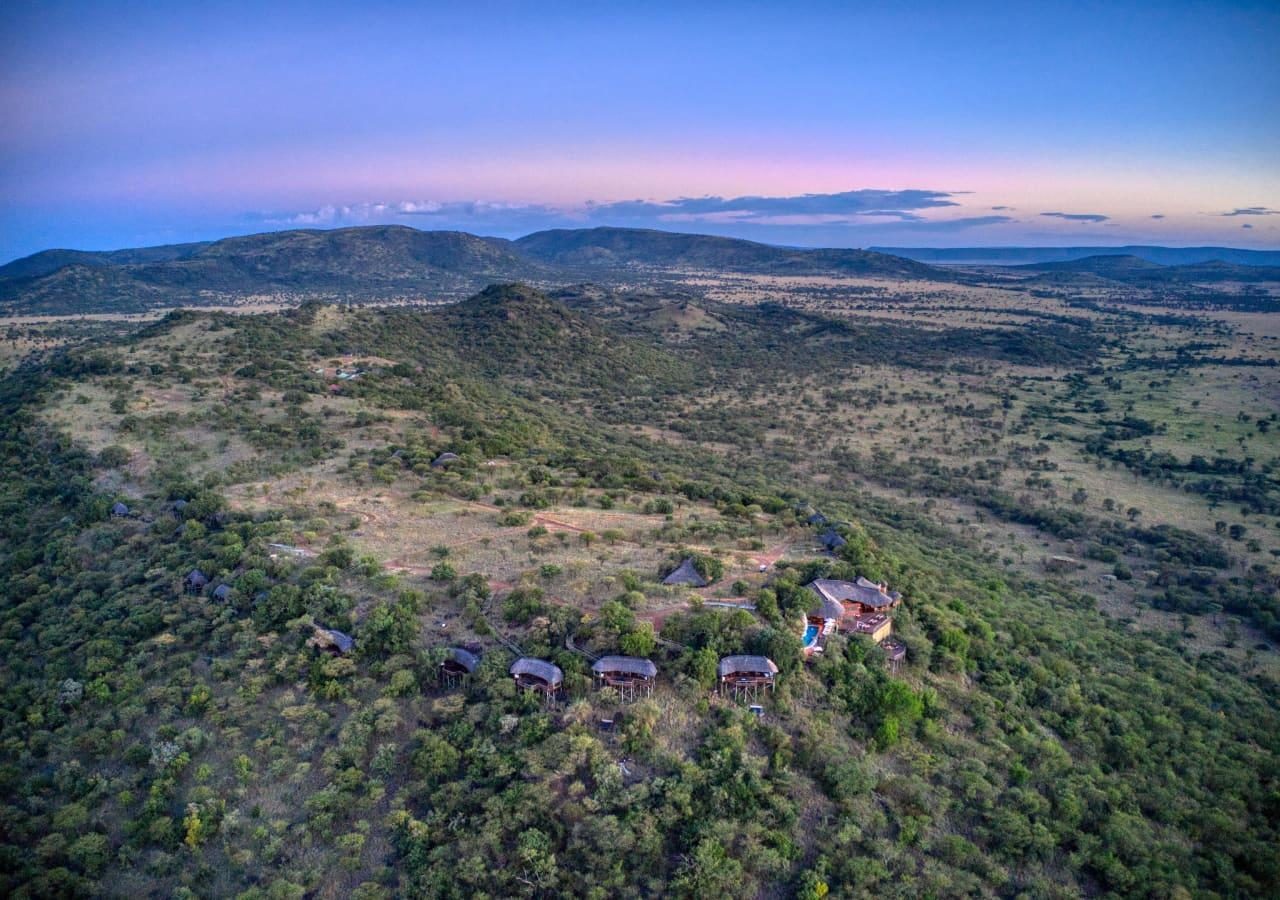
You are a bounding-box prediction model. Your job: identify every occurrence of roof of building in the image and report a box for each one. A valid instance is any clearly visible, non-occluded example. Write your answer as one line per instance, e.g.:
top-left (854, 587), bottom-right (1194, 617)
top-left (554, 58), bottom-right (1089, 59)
top-left (431, 452), bottom-right (461, 468)
top-left (662, 557), bottom-right (709, 587)
top-left (111, 502), bottom-right (130, 516)
top-left (717, 655), bottom-right (779, 678)
top-left (510, 657), bottom-right (563, 686)
top-left (442, 647), bottom-right (480, 672)
top-left (211, 584), bottom-right (232, 600)
top-left (856, 575), bottom-right (902, 601)
top-left (592, 656), bottom-right (658, 678)
top-left (184, 569), bottom-right (208, 586)
top-left (809, 592), bottom-right (846, 620)
top-left (316, 628), bottom-right (355, 654)
top-left (819, 529), bottom-right (848, 550)
top-left (808, 578), bottom-right (899, 609)
top-left (806, 512), bottom-right (828, 526)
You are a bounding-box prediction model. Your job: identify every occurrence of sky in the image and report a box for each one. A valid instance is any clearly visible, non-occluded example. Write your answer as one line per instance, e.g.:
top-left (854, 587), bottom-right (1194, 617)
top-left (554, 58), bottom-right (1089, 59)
top-left (1, 0), bottom-right (1278, 262)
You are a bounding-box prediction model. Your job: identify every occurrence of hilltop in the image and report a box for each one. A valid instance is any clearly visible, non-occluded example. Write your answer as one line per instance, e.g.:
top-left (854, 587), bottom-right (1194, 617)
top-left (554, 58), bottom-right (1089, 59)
top-left (515, 226), bottom-right (943, 278)
top-left (0, 226), bottom-right (550, 314)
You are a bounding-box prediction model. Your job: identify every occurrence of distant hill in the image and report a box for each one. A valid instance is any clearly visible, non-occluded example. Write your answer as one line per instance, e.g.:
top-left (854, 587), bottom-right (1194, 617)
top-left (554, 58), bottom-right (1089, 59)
top-left (1, 225), bottom-right (951, 315)
top-left (515, 226), bottom-right (944, 278)
top-left (871, 245), bottom-right (1280, 267)
top-left (0, 242), bottom-right (211, 280)
top-left (1016, 254), bottom-right (1280, 286)
top-left (0, 226), bottom-right (550, 314)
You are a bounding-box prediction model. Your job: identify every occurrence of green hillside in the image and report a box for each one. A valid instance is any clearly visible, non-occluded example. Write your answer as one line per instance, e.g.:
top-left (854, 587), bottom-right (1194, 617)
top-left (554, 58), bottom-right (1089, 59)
top-left (515, 226), bottom-right (944, 278)
top-left (0, 284), bottom-right (1276, 898)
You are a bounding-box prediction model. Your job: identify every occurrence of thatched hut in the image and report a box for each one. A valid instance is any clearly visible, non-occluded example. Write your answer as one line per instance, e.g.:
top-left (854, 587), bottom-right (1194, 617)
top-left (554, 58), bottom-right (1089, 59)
top-left (663, 558), bottom-right (708, 588)
top-left (717, 655), bottom-right (778, 702)
top-left (431, 452), bottom-right (461, 469)
top-left (211, 584), bottom-right (232, 602)
top-left (110, 502), bottom-right (130, 518)
top-left (440, 647), bottom-right (480, 687)
top-left (819, 529), bottom-right (847, 551)
top-left (309, 627), bottom-right (354, 655)
top-left (511, 657), bottom-right (563, 705)
top-left (183, 569), bottom-right (208, 594)
top-left (591, 656), bottom-right (657, 701)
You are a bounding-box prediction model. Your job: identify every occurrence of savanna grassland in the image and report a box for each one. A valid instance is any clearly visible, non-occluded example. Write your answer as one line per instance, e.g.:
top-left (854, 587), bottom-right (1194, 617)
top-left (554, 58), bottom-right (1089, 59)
top-left (1, 241), bottom-right (1277, 899)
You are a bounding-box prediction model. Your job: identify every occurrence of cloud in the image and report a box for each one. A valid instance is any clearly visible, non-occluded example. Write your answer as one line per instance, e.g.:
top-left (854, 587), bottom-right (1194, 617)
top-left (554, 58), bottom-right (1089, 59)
top-left (1222, 206), bottom-right (1278, 216)
top-left (578, 189), bottom-right (961, 226)
top-left (252, 188), bottom-right (1024, 246)
top-left (1040, 211), bottom-right (1109, 223)
top-left (1150, 214), bottom-right (1165, 219)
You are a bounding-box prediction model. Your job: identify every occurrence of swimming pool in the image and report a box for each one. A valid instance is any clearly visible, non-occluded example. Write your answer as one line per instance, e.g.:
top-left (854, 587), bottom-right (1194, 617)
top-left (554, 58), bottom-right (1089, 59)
top-left (803, 623), bottom-right (819, 648)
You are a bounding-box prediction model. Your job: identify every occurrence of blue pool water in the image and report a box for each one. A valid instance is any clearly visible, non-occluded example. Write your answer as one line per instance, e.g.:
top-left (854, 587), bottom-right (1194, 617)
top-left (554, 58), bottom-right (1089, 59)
top-left (803, 624), bottom-right (819, 647)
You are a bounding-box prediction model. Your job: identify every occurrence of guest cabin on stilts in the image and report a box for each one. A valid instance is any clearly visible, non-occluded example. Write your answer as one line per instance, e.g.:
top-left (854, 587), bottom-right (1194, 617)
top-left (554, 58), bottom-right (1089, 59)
top-left (439, 647), bottom-right (480, 688)
top-left (717, 655), bottom-right (779, 703)
top-left (591, 656), bottom-right (657, 702)
top-left (510, 658), bottom-right (563, 707)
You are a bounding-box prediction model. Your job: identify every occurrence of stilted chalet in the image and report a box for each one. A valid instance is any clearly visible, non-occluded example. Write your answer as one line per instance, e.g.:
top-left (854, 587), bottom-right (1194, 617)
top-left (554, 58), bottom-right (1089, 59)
top-left (511, 658), bottom-right (563, 706)
top-left (717, 655), bottom-right (778, 702)
top-left (310, 627), bottom-right (354, 655)
top-left (663, 558), bottom-right (709, 588)
top-left (881, 639), bottom-right (907, 673)
top-left (440, 647), bottom-right (480, 687)
top-left (591, 656), bottom-right (657, 701)
top-left (183, 569), bottom-right (208, 594)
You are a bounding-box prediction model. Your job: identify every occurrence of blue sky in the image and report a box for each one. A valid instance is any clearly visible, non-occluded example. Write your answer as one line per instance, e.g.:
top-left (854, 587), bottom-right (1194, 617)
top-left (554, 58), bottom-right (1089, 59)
top-left (1, 0), bottom-right (1277, 261)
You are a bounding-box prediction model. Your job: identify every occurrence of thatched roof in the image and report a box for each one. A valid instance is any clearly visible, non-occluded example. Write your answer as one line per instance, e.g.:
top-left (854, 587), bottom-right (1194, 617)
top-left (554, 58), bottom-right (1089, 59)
top-left (510, 657), bottom-right (563, 686)
top-left (717, 655), bottom-right (779, 678)
top-left (808, 578), bottom-right (897, 609)
top-left (856, 575), bottom-right (902, 601)
top-left (808, 593), bottom-right (845, 620)
top-left (663, 557), bottom-right (709, 587)
top-left (819, 529), bottom-right (847, 550)
top-left (184, 569), bottom-right (208, 587)
top-left (211, 584), bottom-right (232, 601)
top-left (314, 627), bottom-right (354, 654)
top-left (431, 452), bottom-right (461, 468)
top-left (111, 502), bottom-right (130, 516)
top-left (592, 656), bottom-right (657, 678)
top-left (442, 647), bottom-right (480, 672)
